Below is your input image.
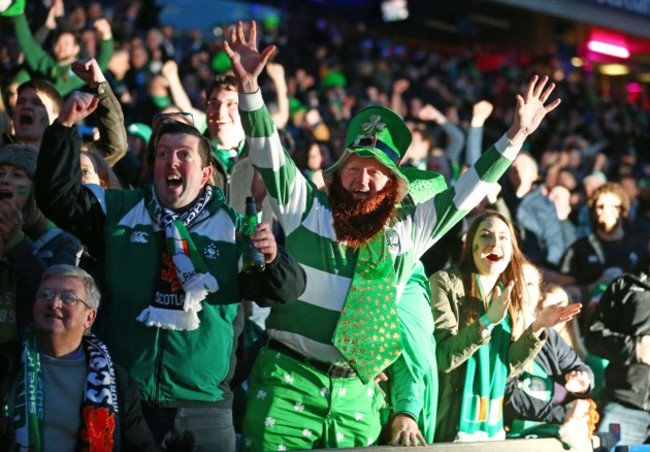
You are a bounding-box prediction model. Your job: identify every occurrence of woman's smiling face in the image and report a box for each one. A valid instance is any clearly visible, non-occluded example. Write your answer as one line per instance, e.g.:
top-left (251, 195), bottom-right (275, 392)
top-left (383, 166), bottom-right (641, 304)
top-left (471, 217), bottom-right (513, 276)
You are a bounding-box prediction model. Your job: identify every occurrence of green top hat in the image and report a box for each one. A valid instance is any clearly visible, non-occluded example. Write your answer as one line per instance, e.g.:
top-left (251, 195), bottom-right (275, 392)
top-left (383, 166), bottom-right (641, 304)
top-left (323, 105), bottom-right (412, 201)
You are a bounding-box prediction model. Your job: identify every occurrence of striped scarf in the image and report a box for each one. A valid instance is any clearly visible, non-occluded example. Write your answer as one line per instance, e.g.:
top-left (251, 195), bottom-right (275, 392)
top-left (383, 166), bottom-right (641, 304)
top-left (137, 186), bottom-right (219, 330)
top-left (11, 326), bottom-right (119, 451)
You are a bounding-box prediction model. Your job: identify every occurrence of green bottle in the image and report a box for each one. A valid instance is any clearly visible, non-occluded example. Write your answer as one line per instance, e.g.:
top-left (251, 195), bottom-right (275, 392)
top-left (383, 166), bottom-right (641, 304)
top-left (243, 196), bottom-right (266, 273)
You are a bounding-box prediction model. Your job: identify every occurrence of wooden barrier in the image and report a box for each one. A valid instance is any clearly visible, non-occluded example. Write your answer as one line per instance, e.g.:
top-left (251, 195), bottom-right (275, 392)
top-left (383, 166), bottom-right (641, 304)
top-left (317, 437), bottom-right (585, 451)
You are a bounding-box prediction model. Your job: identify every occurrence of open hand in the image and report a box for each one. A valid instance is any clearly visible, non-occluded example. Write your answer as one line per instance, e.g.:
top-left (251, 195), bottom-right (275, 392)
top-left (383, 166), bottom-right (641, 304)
top-left (485, 281), bottom-right (514, 325)
top-left (532, 303), bottom-right (581, 333)
top-left (507, 75), bottom-right (561, 145)
top-left (223, 20), bottom-right (276, 93)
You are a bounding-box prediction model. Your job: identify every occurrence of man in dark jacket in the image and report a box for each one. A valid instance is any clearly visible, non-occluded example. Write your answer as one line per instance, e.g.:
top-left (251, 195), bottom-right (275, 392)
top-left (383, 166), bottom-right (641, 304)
top-left (586, 265), bottom-right (650, 446)
top-left (1, 264), bottom-right (157, 450)
top-left (34, 91), bottom-right (307, 451)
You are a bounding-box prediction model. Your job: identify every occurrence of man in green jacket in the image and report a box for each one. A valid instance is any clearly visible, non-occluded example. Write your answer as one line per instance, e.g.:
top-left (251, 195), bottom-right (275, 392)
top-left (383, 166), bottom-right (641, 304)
top-left (35, 90), bottom-right (307, 452)
top-left (7, 0), bottom-right (114, 96)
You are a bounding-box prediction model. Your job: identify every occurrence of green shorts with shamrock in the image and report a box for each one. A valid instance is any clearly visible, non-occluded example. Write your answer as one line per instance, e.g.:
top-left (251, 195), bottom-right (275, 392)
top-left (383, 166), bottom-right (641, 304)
top-left (241, 346), bottom-right (386, 450)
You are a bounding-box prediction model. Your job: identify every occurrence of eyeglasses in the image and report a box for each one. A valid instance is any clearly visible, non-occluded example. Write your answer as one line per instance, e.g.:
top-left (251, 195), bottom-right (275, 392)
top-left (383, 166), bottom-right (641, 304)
top-left (152, 111), bottom-right (194, 127)
top-left (37, 289), bottom-right (91, 309)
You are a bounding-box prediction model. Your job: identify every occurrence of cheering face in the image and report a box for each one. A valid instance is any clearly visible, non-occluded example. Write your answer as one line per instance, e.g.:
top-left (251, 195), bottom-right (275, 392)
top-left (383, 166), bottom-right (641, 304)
top-left (205, 88), bottom-right (244, 144)
top-left (339, 154), bottom-right (391, 199)
top-left (471, 217), bottom-right (513, 276)
top-left (33, 276), bottom-right (95, 341)
top-left (0, 164), bottom-right (32, 210)
top-left (12, 88), bottom-right (57, 144)
top-left (593, 192), bottom-right (622, 234)
top-left (153, 133), bottom-right (212, 211)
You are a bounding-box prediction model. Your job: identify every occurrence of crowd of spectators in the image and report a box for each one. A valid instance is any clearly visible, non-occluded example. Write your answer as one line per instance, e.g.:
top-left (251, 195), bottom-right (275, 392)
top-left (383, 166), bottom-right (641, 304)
top-left (1, 0), bottom-right (650, 450)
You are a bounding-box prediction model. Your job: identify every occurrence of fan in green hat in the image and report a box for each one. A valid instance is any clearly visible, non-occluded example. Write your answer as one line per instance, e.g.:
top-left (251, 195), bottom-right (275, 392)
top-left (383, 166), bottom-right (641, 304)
top-left (323, 105), bottom-right (412, 201)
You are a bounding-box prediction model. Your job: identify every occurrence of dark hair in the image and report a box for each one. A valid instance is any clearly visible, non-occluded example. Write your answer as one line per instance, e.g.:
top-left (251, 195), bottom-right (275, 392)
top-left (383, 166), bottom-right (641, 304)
top-left (17, 80), bottom-right (63, 116)
top-left (150, 121), bottom-right (211, 168)
top-left (206, 74), bottom-right (237, 101)
top-left (80, 146), bottom-right (123, 189)
top-left (458, 210), bottom-right (530, 332)
top-left (53, 28), bottom-right (81, 48)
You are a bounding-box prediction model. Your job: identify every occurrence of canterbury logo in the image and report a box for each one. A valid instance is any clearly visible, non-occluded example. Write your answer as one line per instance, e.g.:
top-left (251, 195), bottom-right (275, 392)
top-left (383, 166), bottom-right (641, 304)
top-left (130, 231), bottom-right (149, 244)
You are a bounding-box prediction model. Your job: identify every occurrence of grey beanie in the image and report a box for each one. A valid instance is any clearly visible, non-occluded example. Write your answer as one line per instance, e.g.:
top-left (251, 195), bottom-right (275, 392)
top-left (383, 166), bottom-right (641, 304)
top-left (0, 144), bottom-right (38, 178)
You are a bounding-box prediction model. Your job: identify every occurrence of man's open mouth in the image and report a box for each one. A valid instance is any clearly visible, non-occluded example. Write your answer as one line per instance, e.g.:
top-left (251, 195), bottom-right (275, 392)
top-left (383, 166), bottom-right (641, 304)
top-left (167, 175), bottom-right (182, 188)
top-left (18, 113), bottom-right (34, 127)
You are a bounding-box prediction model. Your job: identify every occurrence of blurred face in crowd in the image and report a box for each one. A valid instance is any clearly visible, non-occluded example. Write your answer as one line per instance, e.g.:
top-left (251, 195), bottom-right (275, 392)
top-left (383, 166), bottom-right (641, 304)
top-left (153, 133), bottom-right (212, 210)
top-left (472, 216), bottom-right (513, 276)
top-left (508, 153), bottom-right (538, 189)
top-left (0, 164), bottom-right (32, 210)
top-left (5, 82), bottom-right (19, 109)
top-left (548, 185), bottom-right (572, 221)
top-left (206, 88), bottom-right (244, 145)
top-left (33, 276), bottom-right (96, 347)
top-left (53, 32), bottom-right (80, 64)
top-left (80, 154), bottom-right (102, 187)
top-left (593, 192), bottom-right (623, 234)
top-left (522, 263), bottom-right (542, 321)
top-left (13, 88), bottom-right (57, 144)
top-left (307, 142), bottom-right (323, 171)
top-left (339, 154), bottom-right (391, 198)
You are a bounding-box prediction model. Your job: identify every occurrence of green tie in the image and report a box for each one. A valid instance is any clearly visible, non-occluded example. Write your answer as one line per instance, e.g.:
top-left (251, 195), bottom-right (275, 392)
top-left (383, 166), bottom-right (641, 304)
top-left (333, 229), bottom-right (403, 382)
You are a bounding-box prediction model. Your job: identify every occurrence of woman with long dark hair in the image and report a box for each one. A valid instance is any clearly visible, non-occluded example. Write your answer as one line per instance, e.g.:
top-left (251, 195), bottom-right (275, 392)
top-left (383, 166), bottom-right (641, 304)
top-left (430, 210), bottom-right (580, 442)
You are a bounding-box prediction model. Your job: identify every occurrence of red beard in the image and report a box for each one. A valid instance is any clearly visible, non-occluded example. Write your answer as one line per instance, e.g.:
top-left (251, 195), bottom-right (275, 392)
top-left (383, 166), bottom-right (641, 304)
top-left (329, 176), bottom-right (399, 249)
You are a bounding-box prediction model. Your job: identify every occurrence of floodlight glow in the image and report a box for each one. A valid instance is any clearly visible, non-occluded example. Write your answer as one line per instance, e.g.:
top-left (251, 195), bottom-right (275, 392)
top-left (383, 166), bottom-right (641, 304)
top-left (587, 40), bottom-right (630, 59)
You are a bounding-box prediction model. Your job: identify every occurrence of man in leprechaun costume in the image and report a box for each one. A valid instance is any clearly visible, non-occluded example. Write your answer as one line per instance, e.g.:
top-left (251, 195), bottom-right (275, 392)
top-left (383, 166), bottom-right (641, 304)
top-left (224, 20), bottom-right (561, 449)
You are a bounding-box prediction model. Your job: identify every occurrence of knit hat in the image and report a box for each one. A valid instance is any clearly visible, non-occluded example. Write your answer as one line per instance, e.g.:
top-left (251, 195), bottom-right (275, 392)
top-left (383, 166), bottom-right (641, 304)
top-left (127, 122), bottom-right (153, 146)
top-left (323, 105), bottom-right (411, 201)
top-left (0, 144), bottom-right (38, 178)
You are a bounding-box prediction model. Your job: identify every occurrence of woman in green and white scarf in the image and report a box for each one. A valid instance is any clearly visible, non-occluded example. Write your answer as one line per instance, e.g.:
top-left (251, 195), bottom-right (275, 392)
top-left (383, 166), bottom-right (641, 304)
top-left (429, 210), bottom-right (581, 443)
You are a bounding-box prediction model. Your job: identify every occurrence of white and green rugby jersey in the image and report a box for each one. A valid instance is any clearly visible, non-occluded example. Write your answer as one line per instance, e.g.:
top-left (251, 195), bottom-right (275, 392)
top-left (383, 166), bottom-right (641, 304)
top-left (240, 90), bottom-right (522, 365)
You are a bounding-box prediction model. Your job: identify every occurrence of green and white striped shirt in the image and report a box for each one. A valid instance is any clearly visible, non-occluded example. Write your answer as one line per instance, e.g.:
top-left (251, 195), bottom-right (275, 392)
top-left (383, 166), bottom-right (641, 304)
top-left (240, 90), bottom-right (521, 365)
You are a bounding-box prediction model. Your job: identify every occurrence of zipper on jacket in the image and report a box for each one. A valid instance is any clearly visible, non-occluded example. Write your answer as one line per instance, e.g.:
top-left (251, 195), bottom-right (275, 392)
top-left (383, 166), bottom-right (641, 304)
top-left (155, 330), bottom-right (169, 405)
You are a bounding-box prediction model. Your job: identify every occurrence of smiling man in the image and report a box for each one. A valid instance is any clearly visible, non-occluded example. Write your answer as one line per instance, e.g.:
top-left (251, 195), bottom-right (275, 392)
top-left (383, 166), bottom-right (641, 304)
top-left (0, 264), bottom-right (157, 450)
top-left (34, 91), bottom-right (306, 451)
top-left (223, 20), bottom-right (561, 450)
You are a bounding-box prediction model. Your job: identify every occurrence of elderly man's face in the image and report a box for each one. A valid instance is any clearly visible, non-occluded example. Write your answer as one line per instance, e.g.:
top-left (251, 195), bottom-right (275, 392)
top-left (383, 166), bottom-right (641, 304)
top-left (33, 276), bottom-right (96, 341)
top-left (339, 154), bottom-right (391, 198)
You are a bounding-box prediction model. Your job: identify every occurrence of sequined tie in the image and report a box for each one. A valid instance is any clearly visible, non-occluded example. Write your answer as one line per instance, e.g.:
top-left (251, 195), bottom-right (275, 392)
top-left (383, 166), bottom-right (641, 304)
top-left (332, 229), bottom-right (403, 383)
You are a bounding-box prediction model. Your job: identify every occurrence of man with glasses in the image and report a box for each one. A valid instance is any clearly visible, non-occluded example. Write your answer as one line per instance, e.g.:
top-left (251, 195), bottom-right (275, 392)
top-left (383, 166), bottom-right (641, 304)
top-left (34, 90), bottom-right (307, 451)
top-left (0, 264), bottom-right (157, 450)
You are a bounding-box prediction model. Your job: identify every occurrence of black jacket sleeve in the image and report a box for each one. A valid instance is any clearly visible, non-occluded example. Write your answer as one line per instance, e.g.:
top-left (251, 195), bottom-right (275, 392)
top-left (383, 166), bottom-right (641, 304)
top-left (115, 366), bottom-right (159, 451)
top-left (35, 122), bottom-right (107, 259)
top-left (238, 246), bottom-right (306, 307)
top-left (504, 379), bottom-right (567, 425)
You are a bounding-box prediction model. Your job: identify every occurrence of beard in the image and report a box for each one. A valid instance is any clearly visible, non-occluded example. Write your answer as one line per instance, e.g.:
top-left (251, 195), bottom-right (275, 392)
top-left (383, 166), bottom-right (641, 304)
top-left (328, 176), bottom-right (399, 249)
top-left (596, 216), bottom-right (621, 235)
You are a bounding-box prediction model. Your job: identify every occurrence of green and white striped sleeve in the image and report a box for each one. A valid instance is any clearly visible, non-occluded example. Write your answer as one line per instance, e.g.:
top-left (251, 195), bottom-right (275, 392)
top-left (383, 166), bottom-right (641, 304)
top-left (412, 134), bottom-right (521, 258)
top-left (239, 90), bottom-right (314, 236)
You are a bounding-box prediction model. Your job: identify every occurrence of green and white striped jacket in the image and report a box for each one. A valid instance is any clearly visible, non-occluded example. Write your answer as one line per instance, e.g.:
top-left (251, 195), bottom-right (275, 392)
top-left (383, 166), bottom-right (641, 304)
top-left (240, 90), bottom-right (521, 365)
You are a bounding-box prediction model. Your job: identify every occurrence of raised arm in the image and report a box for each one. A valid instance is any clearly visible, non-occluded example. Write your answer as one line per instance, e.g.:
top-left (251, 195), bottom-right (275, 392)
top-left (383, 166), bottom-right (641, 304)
top-left (412, 75), bottom-right (561, 256)
top-left (35, 92), bottom-right (107, 257)
top-left (71, 57), bottom-right (127, 166)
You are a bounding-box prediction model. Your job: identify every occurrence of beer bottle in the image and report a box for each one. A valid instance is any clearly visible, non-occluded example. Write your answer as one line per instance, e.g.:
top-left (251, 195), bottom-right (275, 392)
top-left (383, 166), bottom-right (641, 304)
top-left (243, 196), bottom-right (266, 273)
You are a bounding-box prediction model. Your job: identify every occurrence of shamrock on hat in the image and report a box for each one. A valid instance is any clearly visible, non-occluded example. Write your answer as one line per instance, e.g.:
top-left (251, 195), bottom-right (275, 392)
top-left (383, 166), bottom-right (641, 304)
top-left (323, 105), bottom-right (412, 201)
